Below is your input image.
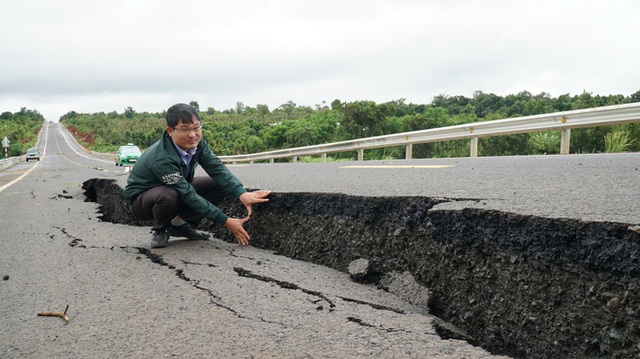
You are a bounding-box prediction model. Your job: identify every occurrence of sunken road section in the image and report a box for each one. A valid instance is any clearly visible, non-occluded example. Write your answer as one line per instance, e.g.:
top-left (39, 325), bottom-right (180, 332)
top-left (83, 178), bottom-right (640, 359)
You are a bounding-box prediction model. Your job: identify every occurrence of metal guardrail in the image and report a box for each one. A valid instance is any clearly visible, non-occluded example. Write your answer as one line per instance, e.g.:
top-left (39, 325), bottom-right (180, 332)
top-left (218, 102), bottom-right (640, 163)
top-left (0, 156), bottom-right (24, 170)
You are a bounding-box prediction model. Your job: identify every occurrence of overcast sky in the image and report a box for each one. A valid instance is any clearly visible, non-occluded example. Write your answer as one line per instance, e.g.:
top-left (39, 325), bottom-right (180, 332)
top-left (1, 0), bottom-right (639, 122)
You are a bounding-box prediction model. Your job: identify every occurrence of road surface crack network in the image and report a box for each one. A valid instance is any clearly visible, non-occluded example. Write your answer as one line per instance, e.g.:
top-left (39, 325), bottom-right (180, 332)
top-left (233, 267), bottom-right (335, 310)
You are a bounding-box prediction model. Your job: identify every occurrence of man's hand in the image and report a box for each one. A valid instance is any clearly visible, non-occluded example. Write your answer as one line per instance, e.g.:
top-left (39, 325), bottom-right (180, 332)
top-left (225, 190), bottom-right (271, 246)
top-left (239, 190), bottom-right (271, 217)
top-left (224, 217), bottom-right (251, 245)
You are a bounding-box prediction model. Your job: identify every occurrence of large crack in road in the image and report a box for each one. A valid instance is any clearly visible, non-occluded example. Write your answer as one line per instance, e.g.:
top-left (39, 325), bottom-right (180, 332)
top-left (54, 218), bottom-right (436, 351)
top-left (81, 178), bottom-right (640, 359)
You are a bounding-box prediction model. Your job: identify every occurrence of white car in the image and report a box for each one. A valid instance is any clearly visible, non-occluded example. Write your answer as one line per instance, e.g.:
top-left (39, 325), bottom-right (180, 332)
top-left (25, 148), bottom-right (40, 161)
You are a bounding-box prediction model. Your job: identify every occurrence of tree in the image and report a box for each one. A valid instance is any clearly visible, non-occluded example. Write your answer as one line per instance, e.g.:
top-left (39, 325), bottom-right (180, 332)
top-left (340, 101), bottom-right (386, 138)
top-left (553, 94), bottom-right (573, 112)
top-left (331, 99), bottom-right (343, 110)
top-left (189, 101), bottom-right (200, 112)
top-left (401, 107), bottom-right (449, 132)
top-left (472, 91), bottom-right (504, 118)
top-left (246, 135), bottom-right (265, 153)
top-left (235, 102), bottom-right (245, 114)
top-left (432, 94), bottom-right (472, 116)
top-left (124, 107), bottom-right (136, 119)
top-left (256, 104), bottom-right (270, 116)
top-left (572, 91), bottom-right (597, 109)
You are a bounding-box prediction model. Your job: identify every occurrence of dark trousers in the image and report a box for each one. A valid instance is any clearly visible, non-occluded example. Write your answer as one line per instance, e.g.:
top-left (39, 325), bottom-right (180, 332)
top-left (130, 177), bottom-right (226, 230)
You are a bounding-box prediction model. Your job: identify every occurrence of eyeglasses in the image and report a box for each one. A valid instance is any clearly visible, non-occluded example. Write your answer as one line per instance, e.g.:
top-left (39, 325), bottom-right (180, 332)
top-left (172, 124), bottom-right (202, 134)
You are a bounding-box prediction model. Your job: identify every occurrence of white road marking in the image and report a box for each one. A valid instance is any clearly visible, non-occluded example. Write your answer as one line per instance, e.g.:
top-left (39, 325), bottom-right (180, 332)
top-left (340, 165), bottom-right (454, 169)
top-left (0, 123), bottom-right (50, 193)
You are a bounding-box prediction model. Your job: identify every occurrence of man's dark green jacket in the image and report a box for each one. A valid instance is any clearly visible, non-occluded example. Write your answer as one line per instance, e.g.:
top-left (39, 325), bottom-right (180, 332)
top-left (123, 131), bottom-right (246, 225)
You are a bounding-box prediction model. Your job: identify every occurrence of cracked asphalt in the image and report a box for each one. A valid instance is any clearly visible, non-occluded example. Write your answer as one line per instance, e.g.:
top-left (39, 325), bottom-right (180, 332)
top-left (0, 182), bottom-right (505, 358)
top-left (0, 123), bottom-right (508, 358)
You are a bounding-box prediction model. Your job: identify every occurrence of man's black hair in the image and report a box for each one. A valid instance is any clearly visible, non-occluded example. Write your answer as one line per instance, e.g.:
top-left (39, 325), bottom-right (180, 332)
top-left (166, 103), bottom-right (201, 127)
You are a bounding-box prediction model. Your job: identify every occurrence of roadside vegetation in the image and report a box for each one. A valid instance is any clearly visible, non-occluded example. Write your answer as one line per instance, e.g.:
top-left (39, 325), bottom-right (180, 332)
top-left (58, 90), bottom-right (640, 159)
top-left (2, 90), bottom-right (639, 160)
top-left (0, 108), bottom-right (45, 156)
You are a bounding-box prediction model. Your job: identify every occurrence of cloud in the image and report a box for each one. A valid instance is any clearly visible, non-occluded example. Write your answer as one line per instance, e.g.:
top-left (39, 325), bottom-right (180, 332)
top-left (1, 0), bottom-right (639, 121)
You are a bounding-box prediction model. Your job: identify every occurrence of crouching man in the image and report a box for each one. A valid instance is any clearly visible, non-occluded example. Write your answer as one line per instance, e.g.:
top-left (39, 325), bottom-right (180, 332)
top-left (123, 103), bottom-right (270, 248)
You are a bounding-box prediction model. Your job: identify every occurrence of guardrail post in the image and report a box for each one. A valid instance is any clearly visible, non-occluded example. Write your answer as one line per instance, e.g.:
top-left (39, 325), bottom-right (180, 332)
top-left (405, 144), bottom-right (413, 160)
top-left (357, 149), bottom-right (364, 161)
top-left (470, 137), bottom-right (478, 157)
top-left (560, 128), bottom-right (571, 154)
top-left (322, 153), bottom-right (327, 162)
top-left (293, 156), bottom-right (297, 163)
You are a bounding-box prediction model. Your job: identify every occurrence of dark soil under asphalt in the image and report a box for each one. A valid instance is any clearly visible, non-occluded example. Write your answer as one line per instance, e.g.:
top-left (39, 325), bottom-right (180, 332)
top-left (82, 178), bottom-right (640, 359)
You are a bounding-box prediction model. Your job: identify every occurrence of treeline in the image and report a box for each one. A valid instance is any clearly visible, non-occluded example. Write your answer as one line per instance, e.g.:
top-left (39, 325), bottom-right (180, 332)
top-left (0, 108), bottom-right (45, 156)
top-left (59, 90), bottom-right (640, 160)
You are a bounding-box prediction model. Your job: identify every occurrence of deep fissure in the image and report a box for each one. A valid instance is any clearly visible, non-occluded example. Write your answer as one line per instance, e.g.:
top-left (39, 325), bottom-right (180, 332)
top-left (82, 178), bottom-right (640, 359)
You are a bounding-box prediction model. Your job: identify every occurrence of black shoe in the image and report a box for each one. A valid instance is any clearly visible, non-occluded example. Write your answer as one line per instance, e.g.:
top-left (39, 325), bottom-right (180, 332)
top-left (151, 228), bottom-right (170, 248)
top-left (169, 223), bottom-right (211, 240)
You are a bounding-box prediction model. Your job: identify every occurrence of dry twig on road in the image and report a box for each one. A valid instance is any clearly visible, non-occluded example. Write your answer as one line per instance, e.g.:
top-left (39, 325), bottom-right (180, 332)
top-left (37, 305), bottom-right (70, 323)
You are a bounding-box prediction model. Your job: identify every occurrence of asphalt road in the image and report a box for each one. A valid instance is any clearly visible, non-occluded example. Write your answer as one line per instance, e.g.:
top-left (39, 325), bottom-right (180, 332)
top-left (1, 122), bottom-right (637, 358)
top-left (0, 123), bottom-right (510, 358)
top-left (227, 152), bottom-right (639, 225)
